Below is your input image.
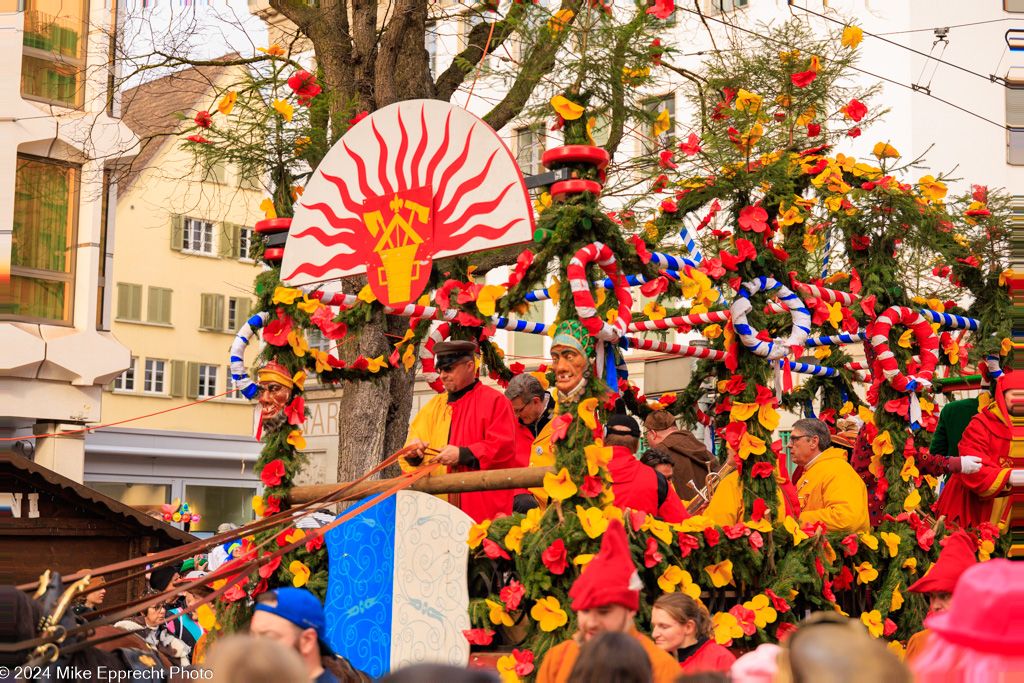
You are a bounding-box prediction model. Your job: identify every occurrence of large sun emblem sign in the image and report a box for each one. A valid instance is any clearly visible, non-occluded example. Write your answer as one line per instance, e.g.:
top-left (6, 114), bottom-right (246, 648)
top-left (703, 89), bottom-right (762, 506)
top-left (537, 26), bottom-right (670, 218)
top-left (281, 100), bottom-right (536, 307)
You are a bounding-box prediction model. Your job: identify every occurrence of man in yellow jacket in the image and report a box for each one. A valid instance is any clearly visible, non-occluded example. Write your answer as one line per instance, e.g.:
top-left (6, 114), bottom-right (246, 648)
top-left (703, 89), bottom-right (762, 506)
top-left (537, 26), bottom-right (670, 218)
top-left (790, 418), bottom-right (870, 534)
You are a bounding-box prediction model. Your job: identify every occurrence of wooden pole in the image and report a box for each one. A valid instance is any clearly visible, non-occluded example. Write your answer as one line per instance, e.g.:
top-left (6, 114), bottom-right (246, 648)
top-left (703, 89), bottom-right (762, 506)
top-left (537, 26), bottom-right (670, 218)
top-left (286, 466), bottom-right (556, 504)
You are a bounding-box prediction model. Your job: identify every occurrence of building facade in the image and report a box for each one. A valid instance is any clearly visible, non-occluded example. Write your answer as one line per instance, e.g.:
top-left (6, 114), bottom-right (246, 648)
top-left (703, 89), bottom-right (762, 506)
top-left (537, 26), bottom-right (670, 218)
top-left (1, 0), bottom-right (137, 481)
top-left (83, 62), bottom-right (265, 535)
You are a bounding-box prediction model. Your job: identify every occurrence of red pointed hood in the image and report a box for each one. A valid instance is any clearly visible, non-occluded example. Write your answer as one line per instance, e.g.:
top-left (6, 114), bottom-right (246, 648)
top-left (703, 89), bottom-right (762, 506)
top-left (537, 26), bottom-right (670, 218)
top-left (908, 530), bottom-right (977, 594)
top-left (569, 519), bottom-right (641, 611)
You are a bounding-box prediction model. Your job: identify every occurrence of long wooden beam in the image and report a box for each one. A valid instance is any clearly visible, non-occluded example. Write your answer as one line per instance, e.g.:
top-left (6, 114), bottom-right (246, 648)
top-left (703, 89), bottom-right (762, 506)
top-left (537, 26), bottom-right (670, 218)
top-left (286, 466), bottom-right (556, 504)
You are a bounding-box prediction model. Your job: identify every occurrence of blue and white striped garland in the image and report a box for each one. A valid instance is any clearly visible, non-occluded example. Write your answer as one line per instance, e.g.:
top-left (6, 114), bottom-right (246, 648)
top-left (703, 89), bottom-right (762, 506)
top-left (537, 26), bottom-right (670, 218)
top-left (229, 311), bottom-right (271, 400)
top-left (916, 308), bottom-right (979, 331)
top-left (729, 277), bottom-right (811, 360)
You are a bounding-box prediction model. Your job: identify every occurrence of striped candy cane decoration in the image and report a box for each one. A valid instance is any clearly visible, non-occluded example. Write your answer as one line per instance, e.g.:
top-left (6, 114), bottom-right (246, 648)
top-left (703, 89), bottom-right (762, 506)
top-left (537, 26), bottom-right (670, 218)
top-left (229, 311), bottom-right (271, 399)
top-left (679, 226), bottom-right (703, 264)
top-left (916, 309), bottom-right (979, 331)
top-left (623, 336), bottom-right (728, 360)
top-left (805, 332), bottom-right (867, 348)
top-left (987, 354), bottom-right (1004, 380)
top-left (419, 322), bottom-right (452, 389)
top-left (525, 270), bottom-right (682, 303)
top-left (869, 306), bottom-right (940, 392)
top-left (785, 359), bottom-right (837, 377)
top-left (493, 317), bottom-right (549, 335)
top-left (794, 282), bottom-right (861, 305)
top-left (730, 277), bottom-right (811, 360)
top-left (567, 242), bottom-right (633, 341)
top-left (649, 251), bottom-right (699, 272)
top-left (821, 226), bottom-right (831, 280)
top-left (627, 310), bottom-right (730, 333)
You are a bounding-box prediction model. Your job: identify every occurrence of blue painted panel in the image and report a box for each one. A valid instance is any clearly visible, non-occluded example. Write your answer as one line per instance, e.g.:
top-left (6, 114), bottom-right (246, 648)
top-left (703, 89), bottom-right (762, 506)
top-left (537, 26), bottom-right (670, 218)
top-left (324, 494), bottom-right (396, 678)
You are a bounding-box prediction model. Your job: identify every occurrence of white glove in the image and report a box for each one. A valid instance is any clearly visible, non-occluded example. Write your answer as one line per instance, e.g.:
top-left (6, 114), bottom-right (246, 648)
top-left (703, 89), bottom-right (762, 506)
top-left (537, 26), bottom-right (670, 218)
top-left (1010, 470), bottom-right (1024, 488)
top-left (960, 455), bottom-right (983, 475)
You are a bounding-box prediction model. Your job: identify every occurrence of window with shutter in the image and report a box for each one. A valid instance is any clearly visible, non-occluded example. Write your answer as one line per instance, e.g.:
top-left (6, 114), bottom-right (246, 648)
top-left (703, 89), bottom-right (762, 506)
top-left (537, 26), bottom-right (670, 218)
top-left (170, 360), bottom-right (185, 397)
top-left (218, 222), bottom-right (237, 258)
top-left (213, 295), bottom-right (225, 331)
top-left (171, 214), bottom-right (185, 251)
top-left (228, 297), bottom-right (251, 332)
top-left (197, 364), bottom-right (218, 398)
top-left (147, 286), bottom-right (172, 325)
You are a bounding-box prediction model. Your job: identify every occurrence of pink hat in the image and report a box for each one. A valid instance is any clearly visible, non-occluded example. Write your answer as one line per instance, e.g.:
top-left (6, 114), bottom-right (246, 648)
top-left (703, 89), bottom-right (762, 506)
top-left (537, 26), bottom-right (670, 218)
top-left (925, 559), bottom-right (1024, 654)
top-left (730, 643), bottom-right (781, 682)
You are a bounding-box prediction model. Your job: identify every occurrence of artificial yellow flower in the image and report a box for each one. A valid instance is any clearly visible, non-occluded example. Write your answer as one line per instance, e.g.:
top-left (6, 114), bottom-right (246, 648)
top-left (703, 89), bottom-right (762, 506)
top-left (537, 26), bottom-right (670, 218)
top-left (784, 516), bottom-right (808, 546)
top-left (855, 561), bottom-right (879, 584)
top-left (902, 557), bottom-right (917, 572)
top-left (840, 401), bottom-right (854, 416)
top-left (872, 431), bottom-right (894, 457)
top-left (643, 301), bottom-right (667, 320)
top-left (543, 468), bottom-right (578, 501)
top-left (652, 109), bottom-right (671, 137)
top-left (814, 346), bottom-right (833, 360)
top-left (357, 284), bottom-right (377, 303)
top-left (738, 432), bottom-right (767, 461)
top-left (644, 518), bottom-right (673, 545)
top-left (257, 44), bottom-right (285, 56)
top-left (402, 345), bottom-right (417, 371)
top-left (758, 403), bottom-right (780, 431)
top-left (573, 554), bottom-right (595, 569)
top-left (218, 91), bottom-right (237, 116)
top-left (504, 525), bottom-right (525, 554)
top-left (891, 583), bottom-right (904, 611)
top-left (289, 561), bottom-right (310, 587)
top-left (842, 25), bottom-right (864, 48)
top-left (860, 610), bottom-right (883, 638)
top-left (309, 349), bottom-right (332, 374)
top-left (468, 519), bottom-right (491, 548)
top-left (252, 495), bottom-right (265, 517)
top-left (287, 330), bottom-right (309, 357)
top-left (702, 324), bottom-right (723, 339)
top-left (904, 488), bottom-right (922, 511)
top-left (576, 505), bottom-right (609, 539)
top-left (475, 284), bottom-right (506, 317)
top-left (712, 612), bottom-right (744, 645)
top-left (859, 532), bottom-right (879, 551)
top-left (578, 397), bottom-right (600, 430)
top-left (858, 405), bottom-right (875, 424)
top-left (530, 596), bottom-right (568, 631)
top-left (735, 89), bottom-right (763, 113)
top-left (260, 198), bottom-right (277, 219)
top-left (520, 506), bottom-right (543, 533)
top-left (658, 565), bottom-right (685, 592)
top-left (496, 655), bottom-right (519, 683)
top-left (704, 559), bottom-right (734, 588)
top-left (534, 192), bottom-right (552, 214)
top-left (979, 538), bottom-right (995, 562)
top-left (585, 117), bottom-right (597, 146)
top-left (547, 8), bottom-right (574, 33)
top-left (887, 640), bottom-right (906, 659)
top-left (880, 532), bottom-right (901, 558)
top-left (872, 142), bottom-right (900, 159)
top-left (896, 329), bottom-right (913, 348)
top-left (287, 430), bottom-right (307, 450)
top-left (487, 599), bottom-right (515, 627)
top-left (272, 99), bottom-right (294, 122)
top-left (550, 95), bottom-right (584, 120)
top-left (803, 231), bottom-right (823, 252)
top-left (900, 457), bottom-right (919, 482)
top-left (366, 355), bottom-right (388, 373)
top-left (584, 443), bottom-right (613, 476)
top-left (678, 571), bottom-right (701, 599)
top-left (744, 517), bottom-right (772, 533)
top-left (297, 296), bottom-right (322, 314)
top-left (730, 402), bottom-right (758, 421)
top-left (272, 287), bottom-right (303, 305)
top-left (602, 504), bottom-right (622, 522)
top-left (743, 594), bottom-right (778, 628)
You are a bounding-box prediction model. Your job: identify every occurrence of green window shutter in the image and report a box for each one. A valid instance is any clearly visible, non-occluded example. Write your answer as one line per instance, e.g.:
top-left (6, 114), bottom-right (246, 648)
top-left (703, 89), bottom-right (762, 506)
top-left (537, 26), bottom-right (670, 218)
top-left (200, 294), bottom-right (214, 330)
top-left (116, 282), bottom-right (130, 319)
top-left (186, 362), bottom-right (200, 399)
top-left (171, 214), bottom-right (184, 251)
top-left (160, 288), bottom-right (173, 325)
top-left (230, 223), bottom-right (241, 259)
top-left (170, 360), bottom-right (185, 397)
top-left (128, 284), bottom-right (142, 321)
top-left (147, 287), bottom-right (160, 323)
top-left (214, 295), bottom-right (225, 331)
top-left (236, 298), bottom-right (251, 329)
top-left (218, 222), bottom-right (235, 258)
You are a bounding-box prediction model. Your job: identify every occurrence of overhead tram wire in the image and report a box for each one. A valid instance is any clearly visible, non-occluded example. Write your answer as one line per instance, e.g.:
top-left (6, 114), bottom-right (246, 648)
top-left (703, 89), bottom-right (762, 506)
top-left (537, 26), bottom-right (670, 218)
top-left (789, 3), bottom-right (1013, 87)
top-left (874, 18), bottom-right (1020, 37)
top-left (674, 5), bottom-right (1009, 131)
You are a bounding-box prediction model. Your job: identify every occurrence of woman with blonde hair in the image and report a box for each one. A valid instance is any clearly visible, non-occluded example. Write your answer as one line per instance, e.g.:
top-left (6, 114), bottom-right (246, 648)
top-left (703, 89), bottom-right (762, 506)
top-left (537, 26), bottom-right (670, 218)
top-left (650, 594), bottom-right (735, 674)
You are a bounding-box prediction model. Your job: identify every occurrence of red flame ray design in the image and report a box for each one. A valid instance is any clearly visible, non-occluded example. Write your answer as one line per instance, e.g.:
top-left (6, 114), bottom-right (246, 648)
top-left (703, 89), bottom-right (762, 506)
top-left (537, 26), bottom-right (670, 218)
top-left (371, 121), bottom-right (394, 196)
top-left (409, 105), bottom-right (430, 188)
top-left (286, 248), bottom-right (363, 280)
top-left (440, 217), bottom-right (526, 254)
top-left (319, 172), bottom-right (364, 216)
top-left (433, 124), bottom-right (477, 218)
top-left (298, 201), bottom-right (362, 236)
top-left (395, 107), bottom-right (409, 191)
top-left (438, 181), bottom-right (522, 252)
top-left (424, 112), bottom-right (453, 190)
top-left (342, 141), bottom-right (375, 205)
top-left (290, 224), bottom-right (357, 247)
top-left (436, 149), bottom-right (500, 225)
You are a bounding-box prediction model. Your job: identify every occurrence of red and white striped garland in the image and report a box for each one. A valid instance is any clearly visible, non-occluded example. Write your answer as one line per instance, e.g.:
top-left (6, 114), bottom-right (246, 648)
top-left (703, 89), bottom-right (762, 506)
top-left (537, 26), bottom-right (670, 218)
top-left (624, 336), bottom-right (727, 360)
top-left (420, 322), bottom-right (452, 390)
top-left (567, 242), bottom-right (633, 341)
top-left (626, 310), bottom-right (730, 333)
top-left (868, 306), bottom-right (939, 392)
top-left (795, 282), bottom-right (861, 305)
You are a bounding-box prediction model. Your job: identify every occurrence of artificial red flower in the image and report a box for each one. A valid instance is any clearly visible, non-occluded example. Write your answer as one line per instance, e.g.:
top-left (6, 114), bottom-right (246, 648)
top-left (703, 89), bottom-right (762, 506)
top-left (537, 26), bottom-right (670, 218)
top-left (350, 357), bottom-right (369, 371)
top-left (580, 475), bottom-right (603, 498)
top-left (645, 0), bottom-right (674, 19)
top-left (766, 589), bottom-right (790, 612)
top-left (814, 557), bottom-right (825, 578)
top-left (700, 257), bottom-right (725, 279)
top-left (483, 538), bottom-right (510, 560)
top-left (724, 375), bottom-right (746, 395)
top-left (650, 38), bottom-right (663, 65)
top-left (807, 123), bottom-right (821, 137)
top-left (751, 498), bottom-right (769, 522)
top-left (850, 235), bottom-right (870, 251)
top-left (263, 310), bottom-right (295, 345)
top-left (312, 306), bottom-right (347, 340)
top-left (842, 99), bottom-right (868, 122)
top-left (506, 250), bottom-right (534, 288)
top-left (777, 622), bottom-right (798, 641)
top-left (822, 578), bottom-right (836, 603)
top-left (847, 127), bottom-right (861, 138)
top-left (263, 495), bottom-right (281, 516)
top-left (501, 580), bottom-right (525, 610)
top-left (859, 294), bottom-right (878, 319)
top-left (628, 234), bottom-right (652, 264)
top-left (640, 276), bottom-right (670, 297)
top-left (456, 312), bottom-right (484, 326)
top-left (287, 70), bottom-right (322, 106)
top-left (187, 134), bottom-right (211, 144)
top-left (305, 533), bottom-right (325, 553)
top-left (644, 537), bottom-right (663, 567)
top-left (730, 605), bottom-right (757, 636)
top-left (723, 420), bottom-right (747, 450)
top-left (258, 553), bottom-right (281, 579)
top-left (512, 649), bottom-right (535, 676)
top-left (841, 534), bottom-right (859, 556)
top-left (766, 242), bottom-right (790, 260)
top-left (652, 174), bottom-right (669, 192)
top-left (350, 111), bottom-right (369, 125)
top-left (883, 619), bottom-right (898, 637)
top-left (834, 565), bottom-right (854, 590)
top-left (750, 463), bottom-right (774, 480)
top-left (284, 396), bottom-right (306, 426)
top-left (791, 70), bottom-right (817, 88)
top-left (703, 527), bottom-right (720, 547)
top-left (917, 527), bottom-right (935, 551)
top-left (260, 459), bottom-right (286, 487)
top-left (659, 150), bottom-right (678, 170)
top-left (723, 523), bottom-right (748, 540)
top-left (678, 533), bottom-right (700, 558)
top-left (679, 132), bottom-right (702, 156)
top-left (542, 539), bottom-right (568, 574)
top-left (738, 205), bottom-right (769, 232)
top-left (749, 531), bottom-right (764, 550)
top-left (463, 629), bottom-right (495, 645)
top-left (194, 111), bottom-right (212, 128)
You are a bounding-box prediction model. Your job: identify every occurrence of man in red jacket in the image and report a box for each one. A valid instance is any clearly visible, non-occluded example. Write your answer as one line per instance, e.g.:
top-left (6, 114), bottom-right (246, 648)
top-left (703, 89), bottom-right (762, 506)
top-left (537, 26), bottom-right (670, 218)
top-left (604, 415), bottom-right (688, 522)
top-left (934, 371), bottom-right (1019, 529)
top-left (405, 340), bottom-right (518, 522)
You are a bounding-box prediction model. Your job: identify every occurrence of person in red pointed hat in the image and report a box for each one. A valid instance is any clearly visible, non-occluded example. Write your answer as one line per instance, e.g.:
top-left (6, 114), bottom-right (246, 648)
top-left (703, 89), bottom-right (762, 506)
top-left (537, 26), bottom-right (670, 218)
top-left (910, 559), bottom-right (1024, 682)
top-left (933, 371), bottom-right (1020, 529)
top-left (536, 519), bottom-right (680, 683)
top-left (903, 530), bottom-right (978, 665)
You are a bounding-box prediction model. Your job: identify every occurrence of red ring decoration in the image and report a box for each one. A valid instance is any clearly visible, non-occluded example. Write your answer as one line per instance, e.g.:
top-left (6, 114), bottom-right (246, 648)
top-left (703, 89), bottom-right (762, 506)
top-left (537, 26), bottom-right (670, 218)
top-left (542, 145), bottom-right (610, 171)
top-left (264, 247), bottom-right (286, 261)
top-left (566, 242), bottom-right (632, 341)
top-left (867, 306), bottom-right (940, 392)
top-left (254, 218), bottom-right (293, 234)
top-left (551, 179), bottom-right (602, 201)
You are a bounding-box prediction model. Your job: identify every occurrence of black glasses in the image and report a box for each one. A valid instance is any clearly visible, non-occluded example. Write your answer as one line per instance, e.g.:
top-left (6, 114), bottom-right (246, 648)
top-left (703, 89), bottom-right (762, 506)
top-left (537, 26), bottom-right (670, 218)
top-left (789, 435), bottom-right (812, 442)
